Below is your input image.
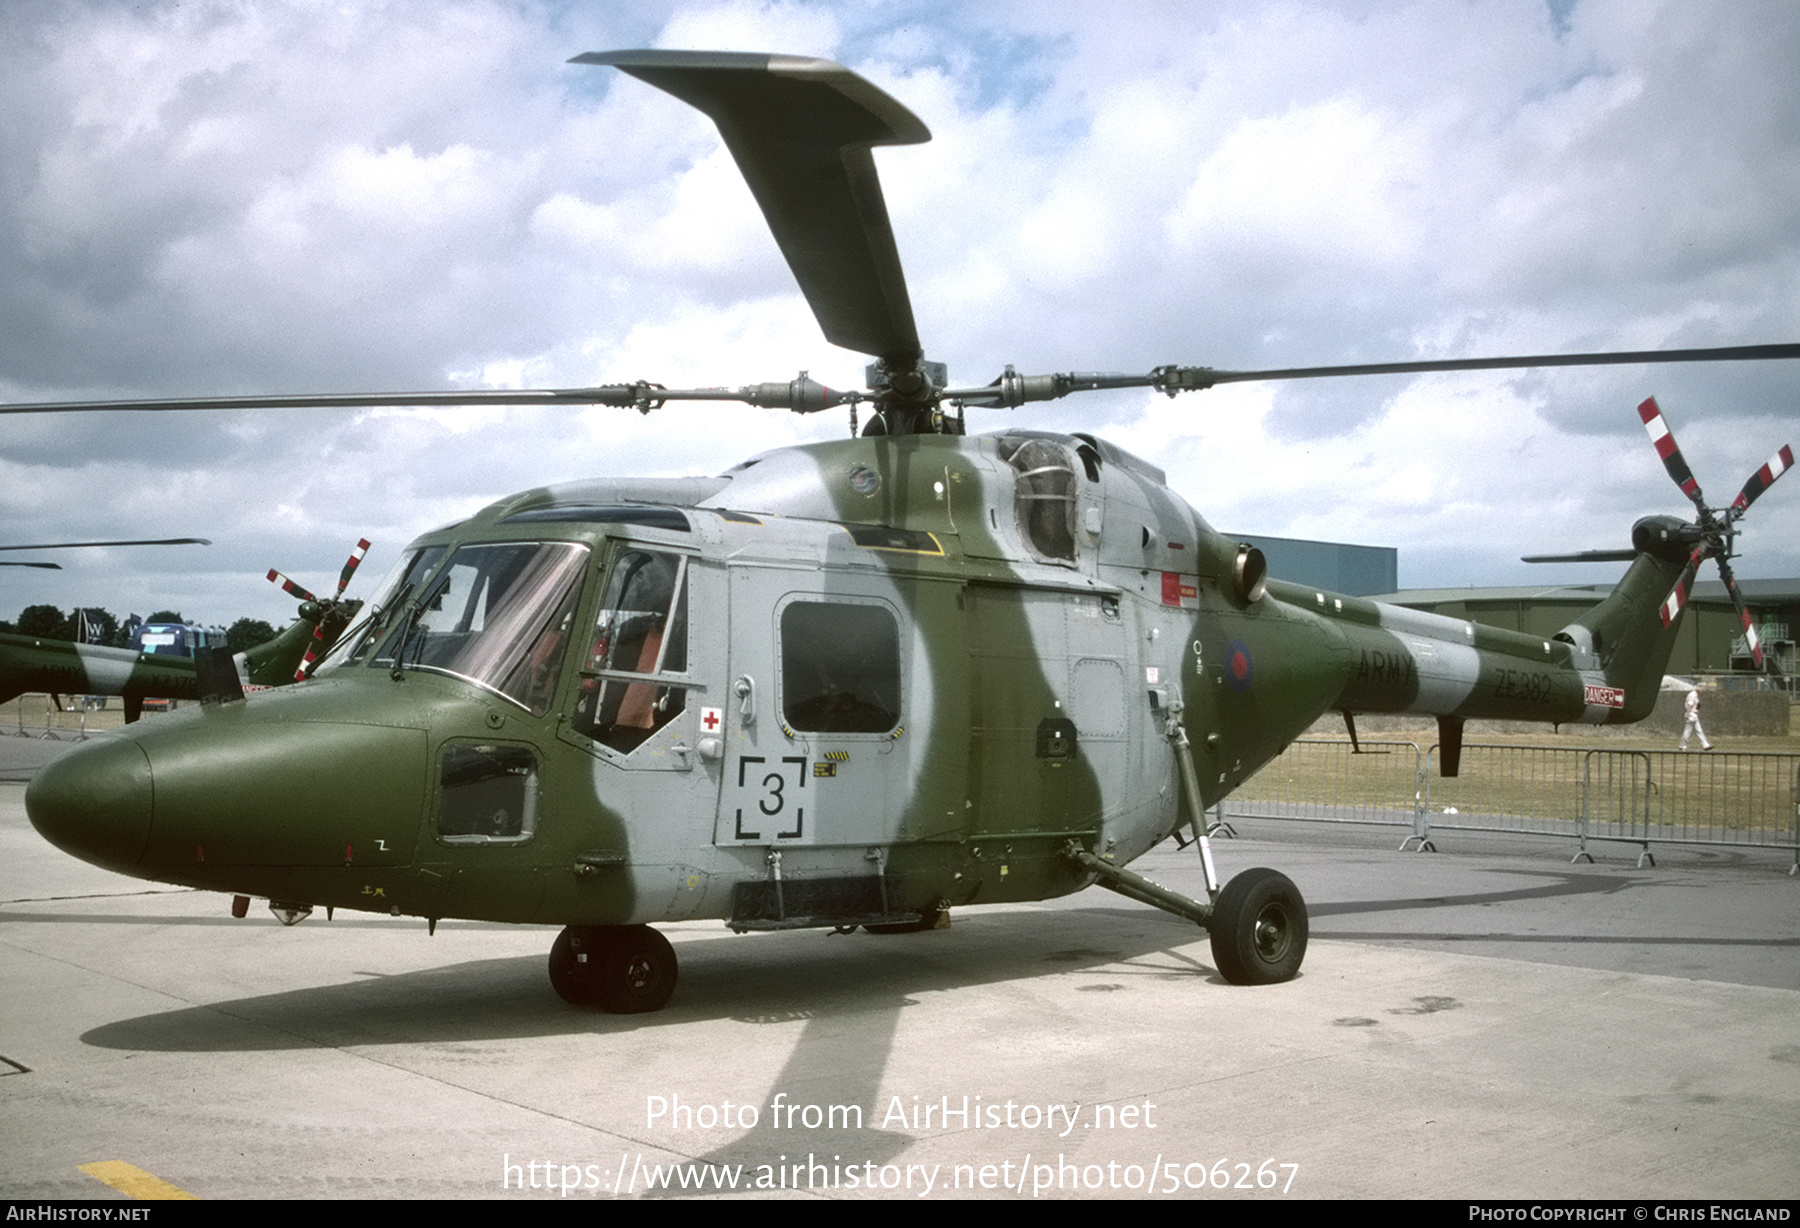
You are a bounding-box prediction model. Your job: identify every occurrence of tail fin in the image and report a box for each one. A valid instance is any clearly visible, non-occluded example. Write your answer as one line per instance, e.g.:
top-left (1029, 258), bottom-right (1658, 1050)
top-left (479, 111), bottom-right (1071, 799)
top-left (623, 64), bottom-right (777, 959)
top-left (240, 600), bottom-right (361, 687)
top-left (1560, 515), bottom-right (1694, 722)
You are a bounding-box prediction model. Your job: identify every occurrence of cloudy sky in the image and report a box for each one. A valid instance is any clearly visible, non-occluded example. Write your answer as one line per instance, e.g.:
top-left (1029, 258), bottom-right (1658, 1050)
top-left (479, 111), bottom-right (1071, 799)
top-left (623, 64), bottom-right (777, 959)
top-left (2, 0), bottom-right (1797, 629)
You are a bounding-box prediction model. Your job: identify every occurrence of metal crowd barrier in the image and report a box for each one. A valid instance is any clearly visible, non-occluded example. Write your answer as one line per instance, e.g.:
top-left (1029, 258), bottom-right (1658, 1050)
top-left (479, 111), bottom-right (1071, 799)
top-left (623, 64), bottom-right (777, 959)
top-left (7, 694), bottom-right (120, 741)
top-left (1225, 738), bottom-right (1800, 873)
top-left (1226, 739), bottom-right (1425, 833)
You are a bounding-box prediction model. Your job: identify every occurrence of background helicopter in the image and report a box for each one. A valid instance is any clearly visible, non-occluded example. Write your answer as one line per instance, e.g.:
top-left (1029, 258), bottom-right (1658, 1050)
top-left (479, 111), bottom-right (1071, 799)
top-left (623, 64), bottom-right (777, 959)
top-left (16, 46), bottom-right (1800, 1011)
top-left (0, 541), bottom-right (369, 720)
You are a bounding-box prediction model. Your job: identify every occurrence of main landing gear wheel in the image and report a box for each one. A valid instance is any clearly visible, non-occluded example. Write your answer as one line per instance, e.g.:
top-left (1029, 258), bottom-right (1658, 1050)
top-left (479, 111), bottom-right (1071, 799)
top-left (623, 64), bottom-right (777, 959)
top-left (548, 924), bottom-right (678, 1013)
top-left (1209, 868), bottom-right (1307, 985)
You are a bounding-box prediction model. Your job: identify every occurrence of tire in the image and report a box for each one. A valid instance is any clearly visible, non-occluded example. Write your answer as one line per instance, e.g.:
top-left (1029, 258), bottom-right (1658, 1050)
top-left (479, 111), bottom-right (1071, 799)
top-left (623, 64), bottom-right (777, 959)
top-left (1209, 868), bottom-right (1307, 985)
top-left (589, 925), bottom-right (678, 1014)
top-left (548, 925), bottom-right (603, 1005)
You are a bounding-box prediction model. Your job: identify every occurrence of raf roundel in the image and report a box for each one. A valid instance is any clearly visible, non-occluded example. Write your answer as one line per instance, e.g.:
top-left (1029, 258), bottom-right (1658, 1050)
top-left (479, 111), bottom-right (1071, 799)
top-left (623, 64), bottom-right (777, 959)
top-left (1226, 640), bottom-right (1254, 693)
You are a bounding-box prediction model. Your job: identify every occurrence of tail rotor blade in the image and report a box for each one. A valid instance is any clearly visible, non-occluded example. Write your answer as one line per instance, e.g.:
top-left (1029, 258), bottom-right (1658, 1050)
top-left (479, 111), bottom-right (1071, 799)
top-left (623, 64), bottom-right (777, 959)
top-left (1659, 548), bottom-right (1705, 630)
top-left (1714, 555), bottom-right (1770, 672)
top-left (1638, 397), bottom-right (1705, 508)
top-left (295, 629), bottom-right (326, 682)
top-left (335, 538), bottom-right (371, 599)
top-left (1730, 444), bottom-right (1794, 514)
top-left (267, 569), bottom-right (319, 604)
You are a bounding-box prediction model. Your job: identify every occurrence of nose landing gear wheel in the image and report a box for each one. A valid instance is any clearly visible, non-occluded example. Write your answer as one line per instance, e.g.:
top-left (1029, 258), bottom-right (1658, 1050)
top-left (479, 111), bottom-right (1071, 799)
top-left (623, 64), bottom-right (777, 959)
top-left (1209, 867), bottom-right (1307, 985)
top-left (549, 924), bottom-right (678, 1013)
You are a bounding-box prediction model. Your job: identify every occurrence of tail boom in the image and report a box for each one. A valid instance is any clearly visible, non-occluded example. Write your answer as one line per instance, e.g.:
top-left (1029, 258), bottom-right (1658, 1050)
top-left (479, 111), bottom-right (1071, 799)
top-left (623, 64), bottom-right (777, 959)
top-left (1270, 515), bottom-right (1696, 730)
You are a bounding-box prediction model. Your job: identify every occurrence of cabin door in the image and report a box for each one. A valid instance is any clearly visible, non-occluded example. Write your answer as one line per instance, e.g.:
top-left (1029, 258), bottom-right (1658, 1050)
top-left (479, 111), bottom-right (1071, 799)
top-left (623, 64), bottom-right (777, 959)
top-left (715, 570), bottom-right (911, 851)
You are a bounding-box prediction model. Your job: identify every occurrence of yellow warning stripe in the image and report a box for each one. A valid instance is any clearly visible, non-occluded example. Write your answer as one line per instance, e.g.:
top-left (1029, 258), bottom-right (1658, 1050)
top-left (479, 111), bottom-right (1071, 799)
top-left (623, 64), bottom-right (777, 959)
top-left (79, 1160), bottom-right (199, 1200)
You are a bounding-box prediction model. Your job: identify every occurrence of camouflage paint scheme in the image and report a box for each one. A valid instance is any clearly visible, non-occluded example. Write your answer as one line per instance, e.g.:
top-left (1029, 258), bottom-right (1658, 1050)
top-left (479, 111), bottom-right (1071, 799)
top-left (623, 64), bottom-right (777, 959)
top-left (26, 430), bottom-right (1689, 934)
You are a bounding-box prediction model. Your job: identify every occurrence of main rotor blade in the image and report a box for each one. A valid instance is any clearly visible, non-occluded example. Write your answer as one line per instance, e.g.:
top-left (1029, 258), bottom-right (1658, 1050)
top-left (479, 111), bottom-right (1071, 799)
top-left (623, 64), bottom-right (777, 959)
top-left (0, 538), bottom-right (211, 551)
top-left (947, 344), bottom-right (1800, 406)
top-left (0, 561), bottom-right (61, 569)
top-left (0, 379), bottom-right (857, 416)
top-left (1636, 396), bottom-right (1704, 506)
top-left (1173, 342), bottom-right (1800, 388)
top-left (1731, 443), bottom-right (1795, 514)
top-left (577, 50), bottom-right (928, 364)
top-left (0, 387), bottom-right (657, 415)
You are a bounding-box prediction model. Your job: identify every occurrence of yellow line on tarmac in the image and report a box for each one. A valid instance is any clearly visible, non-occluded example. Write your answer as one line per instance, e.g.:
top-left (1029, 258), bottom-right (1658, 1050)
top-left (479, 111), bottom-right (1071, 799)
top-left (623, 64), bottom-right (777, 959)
top-left (78, 1160), bottom-right (199, 1200)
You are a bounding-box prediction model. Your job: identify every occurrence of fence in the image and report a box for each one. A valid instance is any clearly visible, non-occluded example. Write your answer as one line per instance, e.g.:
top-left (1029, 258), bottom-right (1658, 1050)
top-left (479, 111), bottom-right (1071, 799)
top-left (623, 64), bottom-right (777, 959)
top-left (1224, 739), bottom-right (1425, 834)
top-left (1226, 738), bottom-right (1800, 871)
top-left (6, 694), bottom-right (131, 741)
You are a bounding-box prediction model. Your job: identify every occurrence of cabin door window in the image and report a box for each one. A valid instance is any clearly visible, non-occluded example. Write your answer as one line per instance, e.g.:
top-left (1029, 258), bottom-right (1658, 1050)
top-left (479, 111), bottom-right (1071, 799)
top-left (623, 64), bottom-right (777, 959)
top-left (572, 548), bottom-right (690, 753)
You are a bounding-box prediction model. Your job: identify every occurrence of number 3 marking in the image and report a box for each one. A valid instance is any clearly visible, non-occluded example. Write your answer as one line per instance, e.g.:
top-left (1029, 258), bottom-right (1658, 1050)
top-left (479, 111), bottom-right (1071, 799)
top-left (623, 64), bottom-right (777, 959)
top-left (733, 756), bottom-right (807, 840)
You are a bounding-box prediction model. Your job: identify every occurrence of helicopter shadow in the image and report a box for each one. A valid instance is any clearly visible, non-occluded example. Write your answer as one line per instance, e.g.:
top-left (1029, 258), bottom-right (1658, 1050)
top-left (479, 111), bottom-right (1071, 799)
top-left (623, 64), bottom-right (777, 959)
top-left (75, 906), bottom-right (1223, 1189)
top-left (73, 863), bottom-right (1664, 1057)
top-left (77, 904), bottom-right (1222, 1056)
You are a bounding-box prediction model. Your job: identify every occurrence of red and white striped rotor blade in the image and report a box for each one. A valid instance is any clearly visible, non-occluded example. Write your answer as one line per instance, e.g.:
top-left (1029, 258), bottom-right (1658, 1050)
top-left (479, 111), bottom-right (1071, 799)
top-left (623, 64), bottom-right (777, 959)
top-left (294, 637), bottom-right (324, 682)
top-left (1714, 555), bottom-right (1766, 670)
top-left (267, 569), bottom-right (319, 604)
top-left (1730, 444), bottom-right (1794, 514)
top-left (334, 538), bottom-right (371, 599)
top-left (1658, 547), bottom-right (1705, 630)
top-left (295, 615), bottom-right (334, 681)
top-left (1638, 397), bottom-right (1705, 508)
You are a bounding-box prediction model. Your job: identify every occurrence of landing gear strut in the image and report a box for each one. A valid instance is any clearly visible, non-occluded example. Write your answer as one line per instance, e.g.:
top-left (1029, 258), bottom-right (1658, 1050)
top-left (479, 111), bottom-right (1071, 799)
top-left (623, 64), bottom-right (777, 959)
top-left (549, 924), bottom-right (678, 1013)
top-left (1065, 844), bottom-right (1308, 985)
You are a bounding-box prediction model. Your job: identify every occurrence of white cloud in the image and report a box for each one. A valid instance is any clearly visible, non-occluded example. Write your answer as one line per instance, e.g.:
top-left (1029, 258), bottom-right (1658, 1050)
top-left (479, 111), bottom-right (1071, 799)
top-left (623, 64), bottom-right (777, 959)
top-left (2, 0), bottom-right (1798, 625)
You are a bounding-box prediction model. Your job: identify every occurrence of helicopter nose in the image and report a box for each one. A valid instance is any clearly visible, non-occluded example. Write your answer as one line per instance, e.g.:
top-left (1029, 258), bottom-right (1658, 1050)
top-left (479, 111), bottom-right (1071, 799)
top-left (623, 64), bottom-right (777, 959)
top-left (26, 736), bottom-right (155, 874)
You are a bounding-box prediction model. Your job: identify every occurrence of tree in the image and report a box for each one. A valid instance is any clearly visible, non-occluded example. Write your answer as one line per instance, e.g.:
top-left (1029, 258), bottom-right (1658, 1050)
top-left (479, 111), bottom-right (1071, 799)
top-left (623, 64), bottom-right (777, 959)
top-left (17, 605), bottom-right (70, 639)
top-left (145, 610), bottom-right (185, 625)
top-left (226, 618), bottom-right (279, 652)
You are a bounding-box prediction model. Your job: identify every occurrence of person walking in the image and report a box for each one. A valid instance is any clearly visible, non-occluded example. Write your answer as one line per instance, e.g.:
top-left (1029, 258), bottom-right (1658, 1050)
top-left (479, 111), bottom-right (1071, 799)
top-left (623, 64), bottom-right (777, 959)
top-left (1678, 686), bottom-right (1712, 751)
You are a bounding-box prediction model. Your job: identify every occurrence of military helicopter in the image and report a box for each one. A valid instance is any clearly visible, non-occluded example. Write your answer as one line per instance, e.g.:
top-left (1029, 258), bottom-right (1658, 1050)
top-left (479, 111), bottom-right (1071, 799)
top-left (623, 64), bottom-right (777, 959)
top-left (0, 541), bottom-right (369, 721)
top-left (15, 51), bottom-right (1800, 1013)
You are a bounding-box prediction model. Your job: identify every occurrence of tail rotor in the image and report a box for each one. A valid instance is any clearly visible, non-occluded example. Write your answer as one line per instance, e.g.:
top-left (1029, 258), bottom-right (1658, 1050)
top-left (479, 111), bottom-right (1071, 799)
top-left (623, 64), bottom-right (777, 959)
top-left (1635, 398), bottom-right (1790, 673)
top-left (267, 538), bottom-right (371, 679)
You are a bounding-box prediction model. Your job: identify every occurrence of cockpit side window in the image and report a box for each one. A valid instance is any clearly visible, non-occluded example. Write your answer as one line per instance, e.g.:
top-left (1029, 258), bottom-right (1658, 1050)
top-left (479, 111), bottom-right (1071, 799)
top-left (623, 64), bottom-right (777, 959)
top-left (572, 548), bottom-right (690, 752)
